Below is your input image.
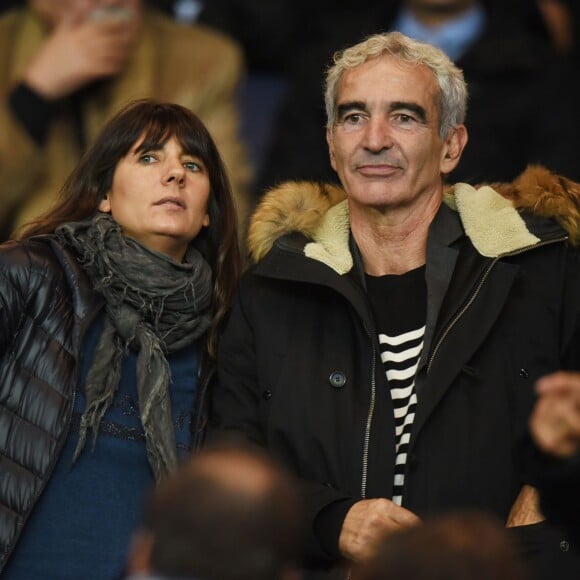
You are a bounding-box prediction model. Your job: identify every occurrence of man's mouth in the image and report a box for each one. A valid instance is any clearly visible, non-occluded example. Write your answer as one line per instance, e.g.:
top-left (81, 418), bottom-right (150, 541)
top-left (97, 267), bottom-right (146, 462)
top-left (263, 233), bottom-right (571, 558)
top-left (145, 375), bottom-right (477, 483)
top-left (357, 164), bottom-right (401, 177)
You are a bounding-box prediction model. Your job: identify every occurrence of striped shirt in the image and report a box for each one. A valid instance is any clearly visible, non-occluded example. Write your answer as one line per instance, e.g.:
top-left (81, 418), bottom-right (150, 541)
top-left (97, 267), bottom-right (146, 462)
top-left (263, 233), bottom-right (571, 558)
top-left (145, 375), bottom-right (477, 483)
top-left (379, 325), bottom-right (425, 505)
top-left (366, 265), bottom-right (426, 506)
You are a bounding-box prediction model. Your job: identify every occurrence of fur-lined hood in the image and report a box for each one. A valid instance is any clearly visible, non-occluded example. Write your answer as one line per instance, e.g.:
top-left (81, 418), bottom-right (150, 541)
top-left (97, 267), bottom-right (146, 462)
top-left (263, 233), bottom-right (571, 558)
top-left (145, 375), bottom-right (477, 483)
top-left (248, 166), bottom-right (580, 273)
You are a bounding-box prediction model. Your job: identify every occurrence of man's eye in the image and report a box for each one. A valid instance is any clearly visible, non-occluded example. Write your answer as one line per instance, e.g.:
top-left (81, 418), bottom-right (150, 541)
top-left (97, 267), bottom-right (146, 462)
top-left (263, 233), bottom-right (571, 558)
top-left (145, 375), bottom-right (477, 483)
top-left (345, 113), bottom-right (364, 124)
top-left (395, 114), bottom-right (415, 123)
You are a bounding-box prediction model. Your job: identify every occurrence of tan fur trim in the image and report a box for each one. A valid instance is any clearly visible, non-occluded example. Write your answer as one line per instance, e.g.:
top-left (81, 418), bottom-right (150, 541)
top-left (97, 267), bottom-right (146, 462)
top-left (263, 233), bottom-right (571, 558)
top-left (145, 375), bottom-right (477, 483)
top-left (249, 166), bottom-right (580, 266)
top-left (491, 165), bottom-right (580, 246)
top-left (304, 200), bottom-right (352, 274)
top-left (453, 183), bottom-right (540, 257)
top-left (248, 181), bottom-right (346, 262)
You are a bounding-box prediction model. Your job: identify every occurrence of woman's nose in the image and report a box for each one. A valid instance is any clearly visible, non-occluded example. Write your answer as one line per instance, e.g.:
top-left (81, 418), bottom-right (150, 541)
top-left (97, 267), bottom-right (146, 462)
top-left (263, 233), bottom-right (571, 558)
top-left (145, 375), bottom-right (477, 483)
top-left (163, 161), bottom-right (186, 185)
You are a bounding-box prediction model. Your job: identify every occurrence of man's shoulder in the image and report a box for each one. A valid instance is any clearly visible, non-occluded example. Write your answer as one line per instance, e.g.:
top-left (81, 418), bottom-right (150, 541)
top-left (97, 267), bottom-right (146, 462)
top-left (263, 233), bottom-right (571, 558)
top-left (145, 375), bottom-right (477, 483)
top-left (447, 165), bottom-right (580, 258)
top-left (248, 181), bottom-right (347, 264)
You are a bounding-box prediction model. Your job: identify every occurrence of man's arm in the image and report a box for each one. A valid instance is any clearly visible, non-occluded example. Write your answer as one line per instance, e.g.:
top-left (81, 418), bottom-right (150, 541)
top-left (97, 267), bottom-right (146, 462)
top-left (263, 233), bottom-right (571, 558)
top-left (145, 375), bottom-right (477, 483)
top-left (209, 276), bottom-right (419, 565)
top-left (338, 498), bottom-right (420, 562)
top-left (208, 279), bottom-right (350, 564)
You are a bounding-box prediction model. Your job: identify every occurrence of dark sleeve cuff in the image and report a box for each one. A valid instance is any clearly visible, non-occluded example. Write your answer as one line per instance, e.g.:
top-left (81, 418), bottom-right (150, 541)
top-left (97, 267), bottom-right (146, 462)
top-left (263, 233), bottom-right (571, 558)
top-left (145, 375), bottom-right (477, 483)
top-left (8, 83), bottom-right (60, 145)
top-left (313, 497), bottom-right (358, 559)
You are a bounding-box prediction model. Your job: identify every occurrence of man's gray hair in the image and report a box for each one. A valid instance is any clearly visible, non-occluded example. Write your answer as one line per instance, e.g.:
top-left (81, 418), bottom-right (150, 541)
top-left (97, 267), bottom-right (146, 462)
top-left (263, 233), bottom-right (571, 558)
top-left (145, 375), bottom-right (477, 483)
top-left (325, 31), bottom-right (468, 138)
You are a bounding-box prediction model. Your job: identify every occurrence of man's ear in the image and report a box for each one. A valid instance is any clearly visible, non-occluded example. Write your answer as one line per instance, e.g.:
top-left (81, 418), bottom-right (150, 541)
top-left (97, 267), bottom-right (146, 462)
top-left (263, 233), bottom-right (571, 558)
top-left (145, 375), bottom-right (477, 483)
top-left (441, 125), bottom-right (468, 175)
top-left (99, 194), bottom-right (111, 213)
top-left (326, 127), bottom-right (337, 172)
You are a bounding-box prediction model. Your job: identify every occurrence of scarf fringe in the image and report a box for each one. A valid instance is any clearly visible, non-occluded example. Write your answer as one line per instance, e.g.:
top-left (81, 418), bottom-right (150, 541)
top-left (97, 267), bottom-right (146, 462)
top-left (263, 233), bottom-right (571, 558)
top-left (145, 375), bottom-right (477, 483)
top-left (58, 213), bottom-right (212, 480)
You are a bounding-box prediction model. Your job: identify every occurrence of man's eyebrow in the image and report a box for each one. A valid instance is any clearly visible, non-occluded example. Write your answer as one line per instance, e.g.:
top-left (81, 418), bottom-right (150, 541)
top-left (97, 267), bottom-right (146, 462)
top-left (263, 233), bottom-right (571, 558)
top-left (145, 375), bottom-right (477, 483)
top-left (336, 101), bottom-right (368, 120)
top-left (389, 101), bottom-right (428, 123)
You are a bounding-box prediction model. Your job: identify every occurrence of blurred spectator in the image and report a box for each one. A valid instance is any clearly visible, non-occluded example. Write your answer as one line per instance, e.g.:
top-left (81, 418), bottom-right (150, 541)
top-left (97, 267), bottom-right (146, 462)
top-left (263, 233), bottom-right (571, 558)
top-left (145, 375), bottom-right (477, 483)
top-left (125, 444), bottom-right (303, 580)
top-left (256, 0), bottom-right (580, 193)
top-left (524, 372), bottom-right (580, 545)
top-left (0, 0), bottom-right (252, 241)
top-left (538, 0), bottom-right (574, 54)
top-left (197, 1), bottom-right (335, 181)
top-left (352, 512), bottom-right (530, 580)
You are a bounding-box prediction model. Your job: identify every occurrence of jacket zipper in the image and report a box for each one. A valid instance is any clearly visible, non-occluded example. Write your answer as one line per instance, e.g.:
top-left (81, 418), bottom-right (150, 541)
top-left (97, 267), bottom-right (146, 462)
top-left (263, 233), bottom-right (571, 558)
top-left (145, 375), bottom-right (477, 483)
top-left (344, 333), bottom-right (376, 580)
top-left (361, 338), bottom-right (377, 500)
top-left (346, 236), bottom-right (568, 579)
top-left (426, 236), bottom-right (567, 373)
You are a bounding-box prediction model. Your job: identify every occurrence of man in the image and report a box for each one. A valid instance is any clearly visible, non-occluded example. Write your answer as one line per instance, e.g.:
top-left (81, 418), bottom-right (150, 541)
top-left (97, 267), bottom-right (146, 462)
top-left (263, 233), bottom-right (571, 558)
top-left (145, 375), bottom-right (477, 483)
top-left (210, 32), bottom-right (580, 578)
top-left (0, 0), bottom-right (251, 240)
top-left (257, 0), bottom-right (580, 191)
top-left (126, 444), bottom-right (302, 580)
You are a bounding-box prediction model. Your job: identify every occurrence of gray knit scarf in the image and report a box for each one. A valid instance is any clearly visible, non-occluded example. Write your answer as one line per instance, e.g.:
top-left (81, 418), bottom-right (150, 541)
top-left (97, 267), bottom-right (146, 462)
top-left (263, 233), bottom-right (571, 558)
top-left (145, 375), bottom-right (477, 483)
top-left (56, 212), bottom-right (213, 480)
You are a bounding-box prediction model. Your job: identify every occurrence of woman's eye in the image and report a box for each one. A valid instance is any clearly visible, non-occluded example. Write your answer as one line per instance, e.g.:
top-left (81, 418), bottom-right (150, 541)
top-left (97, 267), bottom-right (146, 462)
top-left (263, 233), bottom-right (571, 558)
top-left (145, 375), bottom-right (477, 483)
top-left (184, 161), bottom-right (203, 172)
top-left (139, 154), bottom-right (156, 164)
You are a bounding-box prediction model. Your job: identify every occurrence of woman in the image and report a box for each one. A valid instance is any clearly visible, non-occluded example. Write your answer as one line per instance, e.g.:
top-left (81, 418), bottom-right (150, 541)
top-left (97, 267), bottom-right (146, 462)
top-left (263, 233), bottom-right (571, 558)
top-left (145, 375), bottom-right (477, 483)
top-left (0, 99), bottom-right (240, 578)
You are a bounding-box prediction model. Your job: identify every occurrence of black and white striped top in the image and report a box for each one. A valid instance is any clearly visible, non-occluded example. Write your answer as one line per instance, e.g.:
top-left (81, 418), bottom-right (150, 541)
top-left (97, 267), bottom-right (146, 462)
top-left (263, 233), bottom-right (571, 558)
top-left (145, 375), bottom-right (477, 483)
top-left (379, 325), bottom-right (425, 505)
top-left (366, 265), bottom-right (426, 507)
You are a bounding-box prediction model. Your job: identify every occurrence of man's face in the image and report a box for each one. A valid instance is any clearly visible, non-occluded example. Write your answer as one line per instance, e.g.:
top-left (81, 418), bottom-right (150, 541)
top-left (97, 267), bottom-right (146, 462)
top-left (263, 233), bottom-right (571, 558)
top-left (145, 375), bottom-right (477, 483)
top-left (30, 0), bottom-right (142, 26)
top-left (327, 54), bottom-right (464, 214)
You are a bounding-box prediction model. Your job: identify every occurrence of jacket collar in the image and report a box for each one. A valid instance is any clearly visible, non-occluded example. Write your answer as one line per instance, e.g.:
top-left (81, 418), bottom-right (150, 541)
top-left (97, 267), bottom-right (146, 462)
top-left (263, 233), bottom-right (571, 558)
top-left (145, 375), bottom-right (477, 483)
top-left (249, 165), bottom-right (577, 273)
top-left (446, 182), bottom-right (541, 257)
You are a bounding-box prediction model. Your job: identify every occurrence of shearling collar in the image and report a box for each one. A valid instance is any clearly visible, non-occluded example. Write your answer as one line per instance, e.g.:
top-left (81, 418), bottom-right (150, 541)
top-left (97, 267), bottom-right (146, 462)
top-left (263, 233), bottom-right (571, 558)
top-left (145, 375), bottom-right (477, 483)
top-left (248, 166), bottom-right (580, 273)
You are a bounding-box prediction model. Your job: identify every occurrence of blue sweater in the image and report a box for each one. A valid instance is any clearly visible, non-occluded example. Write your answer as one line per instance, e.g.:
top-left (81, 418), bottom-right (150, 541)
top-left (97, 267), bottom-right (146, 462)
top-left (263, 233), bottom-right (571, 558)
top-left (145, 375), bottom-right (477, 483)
top-left (4, 315), bottom-right (201, 580)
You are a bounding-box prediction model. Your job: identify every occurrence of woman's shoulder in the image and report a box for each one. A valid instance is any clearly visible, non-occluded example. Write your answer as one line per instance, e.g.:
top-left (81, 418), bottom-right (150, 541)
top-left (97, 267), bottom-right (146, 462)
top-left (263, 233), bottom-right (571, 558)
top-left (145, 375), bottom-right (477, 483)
top-left (0, 236), bottom-right (72, 284)
top-left (0, 235), bottom-right (57, 261)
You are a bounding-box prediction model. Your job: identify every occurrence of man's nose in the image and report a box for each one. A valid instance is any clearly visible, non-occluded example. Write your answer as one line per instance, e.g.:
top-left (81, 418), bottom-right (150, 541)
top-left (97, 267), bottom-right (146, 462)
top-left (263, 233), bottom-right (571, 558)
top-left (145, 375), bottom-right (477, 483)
top-left (362, 117), bottom-right (393, 152)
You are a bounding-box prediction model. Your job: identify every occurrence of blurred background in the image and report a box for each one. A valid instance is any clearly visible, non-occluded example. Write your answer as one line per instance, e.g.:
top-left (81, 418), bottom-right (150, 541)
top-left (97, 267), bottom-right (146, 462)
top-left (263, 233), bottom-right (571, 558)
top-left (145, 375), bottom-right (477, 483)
top-left (2, 0), bottom-right (579, 223)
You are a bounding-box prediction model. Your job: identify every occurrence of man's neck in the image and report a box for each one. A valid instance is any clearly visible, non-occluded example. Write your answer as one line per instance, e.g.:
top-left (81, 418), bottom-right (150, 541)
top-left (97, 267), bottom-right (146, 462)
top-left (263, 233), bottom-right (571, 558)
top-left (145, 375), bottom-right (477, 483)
top-left (408, 0), bottom-right (478, 27)
top-left (350, 192), bottom-right (442, 276)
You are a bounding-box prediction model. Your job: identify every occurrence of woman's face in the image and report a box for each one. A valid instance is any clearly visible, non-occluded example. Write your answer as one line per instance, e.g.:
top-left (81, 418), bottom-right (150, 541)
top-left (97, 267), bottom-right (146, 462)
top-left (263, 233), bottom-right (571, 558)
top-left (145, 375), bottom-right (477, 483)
top-left (99, 135), bottom-right (211, 262)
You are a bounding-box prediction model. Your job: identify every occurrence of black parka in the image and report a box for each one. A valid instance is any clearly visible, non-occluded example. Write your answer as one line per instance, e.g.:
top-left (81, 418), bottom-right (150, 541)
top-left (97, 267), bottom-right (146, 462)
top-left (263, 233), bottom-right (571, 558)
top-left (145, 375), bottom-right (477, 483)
top-left (211, 169), bottom-right (580, 579)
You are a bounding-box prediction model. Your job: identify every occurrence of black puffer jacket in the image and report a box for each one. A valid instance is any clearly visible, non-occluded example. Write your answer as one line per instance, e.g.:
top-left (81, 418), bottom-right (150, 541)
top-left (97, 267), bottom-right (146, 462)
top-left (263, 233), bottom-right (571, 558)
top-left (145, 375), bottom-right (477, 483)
top-left (0, 235), bottom-right (215, 573)
top-left (0, 236), bottom-right (103, 571)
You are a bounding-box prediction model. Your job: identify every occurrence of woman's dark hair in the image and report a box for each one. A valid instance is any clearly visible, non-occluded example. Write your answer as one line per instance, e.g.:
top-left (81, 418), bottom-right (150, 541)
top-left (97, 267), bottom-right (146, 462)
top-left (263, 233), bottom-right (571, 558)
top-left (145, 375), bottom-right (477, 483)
top-left (21, 99), bottom-right (241, 356)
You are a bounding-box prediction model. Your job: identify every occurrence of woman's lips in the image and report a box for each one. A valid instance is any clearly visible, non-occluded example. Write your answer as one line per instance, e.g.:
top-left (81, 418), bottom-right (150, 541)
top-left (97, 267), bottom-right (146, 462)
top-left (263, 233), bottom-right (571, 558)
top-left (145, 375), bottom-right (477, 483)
top-left (154, 196), bottom-right (186, 209)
